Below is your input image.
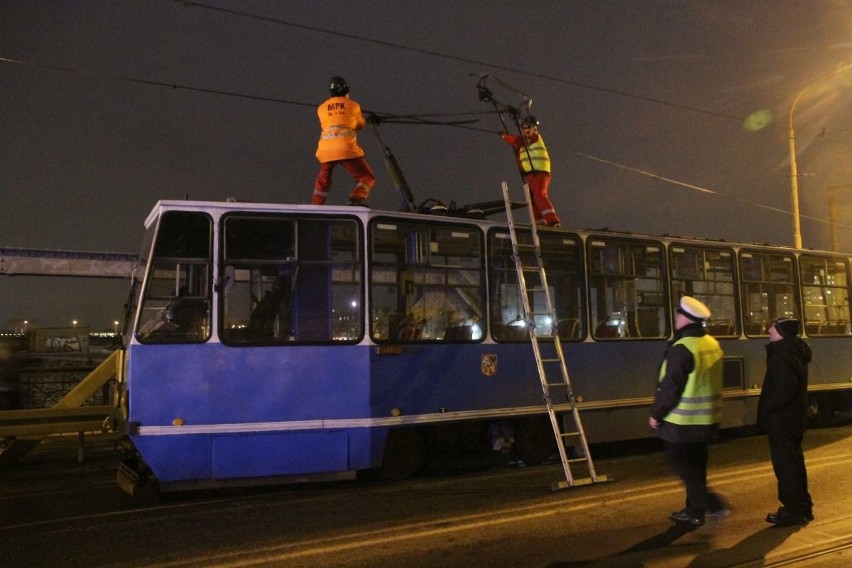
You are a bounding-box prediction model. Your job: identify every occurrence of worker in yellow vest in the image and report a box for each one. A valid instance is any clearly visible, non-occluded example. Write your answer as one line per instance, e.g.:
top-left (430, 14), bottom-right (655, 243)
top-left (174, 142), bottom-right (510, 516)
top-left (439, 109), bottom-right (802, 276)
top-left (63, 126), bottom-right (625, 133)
top-left (312, 76), bottom-right (376, 206)
top-left (650, 296), bottom-right (729, 528)
top-left (500, 116), bottom-right (561, 227)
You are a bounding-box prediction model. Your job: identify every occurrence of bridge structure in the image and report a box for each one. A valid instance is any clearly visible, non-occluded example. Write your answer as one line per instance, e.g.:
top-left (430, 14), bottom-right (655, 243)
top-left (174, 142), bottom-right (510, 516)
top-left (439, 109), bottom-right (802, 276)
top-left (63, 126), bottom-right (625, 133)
top-left (0, 248), bottom-right (128, 464)
top-left (0, 247), bottom-right (137, 278)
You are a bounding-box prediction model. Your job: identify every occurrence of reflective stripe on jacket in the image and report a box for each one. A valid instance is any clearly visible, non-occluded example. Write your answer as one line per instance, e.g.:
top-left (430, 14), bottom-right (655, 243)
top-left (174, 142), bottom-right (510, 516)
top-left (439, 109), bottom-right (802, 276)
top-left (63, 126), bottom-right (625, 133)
top-left (659, 335), bottom-right (723, 426)
top-left (518, 134), bottom-right (550, 174)
top-left (315, 96), bottom-right (366, 162)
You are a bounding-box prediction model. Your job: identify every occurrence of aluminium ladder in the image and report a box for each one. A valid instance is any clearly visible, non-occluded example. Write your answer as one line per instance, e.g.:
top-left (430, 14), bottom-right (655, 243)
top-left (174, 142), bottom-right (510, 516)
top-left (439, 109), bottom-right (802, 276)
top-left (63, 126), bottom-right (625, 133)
top-left (500, 181), bottom-right (609, 491)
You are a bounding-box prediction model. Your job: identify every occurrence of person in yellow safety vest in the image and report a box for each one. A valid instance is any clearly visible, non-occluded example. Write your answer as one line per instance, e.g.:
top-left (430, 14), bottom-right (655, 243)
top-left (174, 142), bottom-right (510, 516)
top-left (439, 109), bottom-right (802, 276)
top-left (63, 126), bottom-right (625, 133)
top-left (312, 76), bottom-right (376, 206)
top-left (650, 295), bottom-right (729, 528)
top-left (500, 116), bottom-right (561, 227)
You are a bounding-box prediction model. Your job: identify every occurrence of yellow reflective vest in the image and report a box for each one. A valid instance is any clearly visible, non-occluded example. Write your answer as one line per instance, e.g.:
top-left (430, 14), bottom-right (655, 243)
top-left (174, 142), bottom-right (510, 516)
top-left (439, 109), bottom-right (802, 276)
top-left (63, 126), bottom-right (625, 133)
top-left (518, 134), bottom-right (551, 174)
top-left (658, 335), bottom-right (724, 426)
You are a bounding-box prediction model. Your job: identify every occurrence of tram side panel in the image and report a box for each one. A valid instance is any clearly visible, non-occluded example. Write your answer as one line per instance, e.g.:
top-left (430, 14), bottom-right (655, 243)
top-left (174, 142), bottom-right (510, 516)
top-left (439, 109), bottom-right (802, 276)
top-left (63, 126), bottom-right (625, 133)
top-left (368, 343), bottom-right (545, 417)
top-left (125, 342), bottom-right (376, 485)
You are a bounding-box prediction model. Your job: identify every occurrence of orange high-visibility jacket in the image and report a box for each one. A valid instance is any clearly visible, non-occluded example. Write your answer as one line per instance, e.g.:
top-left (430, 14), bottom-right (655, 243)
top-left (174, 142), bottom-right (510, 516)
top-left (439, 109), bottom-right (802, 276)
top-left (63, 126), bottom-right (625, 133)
top-left (315, 96), bottom-right (367, 163)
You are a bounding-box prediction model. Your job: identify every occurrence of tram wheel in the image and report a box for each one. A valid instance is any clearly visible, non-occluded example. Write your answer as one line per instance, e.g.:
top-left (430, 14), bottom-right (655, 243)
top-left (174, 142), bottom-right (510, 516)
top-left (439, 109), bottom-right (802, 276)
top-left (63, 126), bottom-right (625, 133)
top-left (513, 417), bottom-right (557, 465)
top-left (379, 428), bottom-right (425, 480)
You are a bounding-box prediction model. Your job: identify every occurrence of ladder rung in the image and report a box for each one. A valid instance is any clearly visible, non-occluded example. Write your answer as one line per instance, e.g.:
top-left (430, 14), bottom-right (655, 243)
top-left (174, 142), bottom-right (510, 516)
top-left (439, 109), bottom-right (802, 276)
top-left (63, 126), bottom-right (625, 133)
top-left (502, 180), bottom-right (607, 493)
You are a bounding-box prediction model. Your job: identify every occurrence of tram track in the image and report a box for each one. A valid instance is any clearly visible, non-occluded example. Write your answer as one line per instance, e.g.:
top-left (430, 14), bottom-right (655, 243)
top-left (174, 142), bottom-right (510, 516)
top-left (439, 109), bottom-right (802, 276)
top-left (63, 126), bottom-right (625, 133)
top-left (3, 427), bottom-right (852, 567)
top-left (8, 449), bottom-right (847, 567)
top-left (735, 533), bottom-right (852, 567)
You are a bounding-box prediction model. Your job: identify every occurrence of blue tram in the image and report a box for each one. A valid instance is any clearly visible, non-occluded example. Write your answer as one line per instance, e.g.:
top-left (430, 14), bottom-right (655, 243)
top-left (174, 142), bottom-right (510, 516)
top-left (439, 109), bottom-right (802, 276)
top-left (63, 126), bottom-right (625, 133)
top-left (115, 199), bottom-right (852, 492)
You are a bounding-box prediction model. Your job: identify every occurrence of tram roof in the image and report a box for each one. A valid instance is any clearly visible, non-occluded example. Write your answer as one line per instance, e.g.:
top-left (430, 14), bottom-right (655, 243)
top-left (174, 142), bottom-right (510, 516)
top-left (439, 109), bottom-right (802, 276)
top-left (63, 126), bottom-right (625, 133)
top-left (145, 200), bottom-right (840, 257)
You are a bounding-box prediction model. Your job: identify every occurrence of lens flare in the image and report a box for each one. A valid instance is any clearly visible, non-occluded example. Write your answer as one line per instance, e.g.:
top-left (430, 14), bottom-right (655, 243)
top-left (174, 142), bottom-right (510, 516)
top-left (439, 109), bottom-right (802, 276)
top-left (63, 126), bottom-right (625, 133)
top-left (744, 109), bottom-right (773, 131)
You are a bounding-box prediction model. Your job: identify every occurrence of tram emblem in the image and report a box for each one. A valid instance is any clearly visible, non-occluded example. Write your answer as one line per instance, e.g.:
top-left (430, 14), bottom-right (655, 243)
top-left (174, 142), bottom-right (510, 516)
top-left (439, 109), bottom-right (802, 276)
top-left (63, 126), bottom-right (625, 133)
top-left (481, 353), bottom-right (497, 376)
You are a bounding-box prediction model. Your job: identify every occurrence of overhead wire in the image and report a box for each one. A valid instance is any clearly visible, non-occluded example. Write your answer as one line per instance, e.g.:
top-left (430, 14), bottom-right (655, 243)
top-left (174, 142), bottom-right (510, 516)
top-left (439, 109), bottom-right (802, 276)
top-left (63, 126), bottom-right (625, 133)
top-left (170, 1), bottom-right (852, 233)
top-left (3, 3), bottom-right (850, 234)
top-left (174, 0), bottom-right (747, 126)
top-left (3, 52), bottom-right (848, 232)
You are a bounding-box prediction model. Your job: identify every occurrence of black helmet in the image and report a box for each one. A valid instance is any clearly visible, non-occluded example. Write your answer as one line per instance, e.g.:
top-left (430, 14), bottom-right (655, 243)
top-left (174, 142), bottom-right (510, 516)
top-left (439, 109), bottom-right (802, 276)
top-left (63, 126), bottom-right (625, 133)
top-left (521, 115), bottom-right (539, 128)
top-left (329, 75), bottom-right (350, 97)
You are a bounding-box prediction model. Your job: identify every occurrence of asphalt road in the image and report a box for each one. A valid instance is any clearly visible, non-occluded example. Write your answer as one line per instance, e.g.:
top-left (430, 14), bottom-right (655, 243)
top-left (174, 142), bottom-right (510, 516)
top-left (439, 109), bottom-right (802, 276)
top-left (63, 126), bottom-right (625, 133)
top-left (1, 424), bottom-right (852, 568)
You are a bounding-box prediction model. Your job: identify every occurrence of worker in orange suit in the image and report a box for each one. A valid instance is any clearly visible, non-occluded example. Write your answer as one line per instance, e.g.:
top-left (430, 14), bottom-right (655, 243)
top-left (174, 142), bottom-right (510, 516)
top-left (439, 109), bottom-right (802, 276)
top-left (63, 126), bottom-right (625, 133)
top-left (312, 76), bottom-right (376, 206)
top-left (501, 115), bottom-right (561, 227)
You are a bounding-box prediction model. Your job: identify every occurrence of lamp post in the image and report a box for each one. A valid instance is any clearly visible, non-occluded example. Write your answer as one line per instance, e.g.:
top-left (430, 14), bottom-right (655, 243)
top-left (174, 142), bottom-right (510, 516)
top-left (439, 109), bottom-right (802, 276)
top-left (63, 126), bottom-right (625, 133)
top-left (787, 62), bottom-right (852, 250)
top-left (826, 184), bottom-right (852, 252)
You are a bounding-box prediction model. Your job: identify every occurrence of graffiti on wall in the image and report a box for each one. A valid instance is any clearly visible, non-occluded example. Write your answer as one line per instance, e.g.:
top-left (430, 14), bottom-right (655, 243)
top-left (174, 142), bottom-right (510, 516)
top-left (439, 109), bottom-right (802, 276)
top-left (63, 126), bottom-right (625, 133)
top-left (42, 334), bottom-right (86, 352)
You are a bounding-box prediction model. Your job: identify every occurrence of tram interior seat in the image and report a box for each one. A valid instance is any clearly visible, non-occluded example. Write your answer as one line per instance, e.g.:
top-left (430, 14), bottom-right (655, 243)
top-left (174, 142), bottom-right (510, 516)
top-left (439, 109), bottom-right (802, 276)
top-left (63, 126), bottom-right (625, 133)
top-left (634, 309), bottom-right (660, 338)
top-left (706, 319), bottom-right (735, 336)
top-left (396, 321), bottom-right (423, 340)
top-left (594, 319), bottom-right (622, 338)
top-left (142, 299), bottom-right (209, 341)
top-left (494, 323), bottom-right (528, 341)
top-left (805, 319), bottom-right (849, 335)
top-left (557, 318), bottom-right (579, 339)
top-left (744, 320), bottom-right (767, 335)
top-left (443, 325), bottom-right (473, 341)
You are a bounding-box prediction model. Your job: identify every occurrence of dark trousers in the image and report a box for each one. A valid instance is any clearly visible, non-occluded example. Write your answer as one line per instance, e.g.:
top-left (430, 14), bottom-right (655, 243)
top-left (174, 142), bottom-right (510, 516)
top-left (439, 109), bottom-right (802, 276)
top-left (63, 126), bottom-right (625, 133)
top-left (665, 441), bottom-right (724, 515)
top-left (767, 430), bottom-right (812, 514)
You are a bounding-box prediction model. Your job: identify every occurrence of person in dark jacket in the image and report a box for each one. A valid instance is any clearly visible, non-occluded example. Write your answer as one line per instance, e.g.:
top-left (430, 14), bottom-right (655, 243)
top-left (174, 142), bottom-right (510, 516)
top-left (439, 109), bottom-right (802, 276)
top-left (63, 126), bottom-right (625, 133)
top-left (650, 296), bottom-right (728, 527)
top-left (758, 317), bottom-right (814, 526)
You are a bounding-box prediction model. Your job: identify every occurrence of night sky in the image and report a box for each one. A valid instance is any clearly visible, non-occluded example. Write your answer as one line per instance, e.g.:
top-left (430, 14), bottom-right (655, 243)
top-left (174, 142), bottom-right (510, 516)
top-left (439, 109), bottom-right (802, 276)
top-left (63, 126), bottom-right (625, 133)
top-left (2, 1), bottom-right (852, 329)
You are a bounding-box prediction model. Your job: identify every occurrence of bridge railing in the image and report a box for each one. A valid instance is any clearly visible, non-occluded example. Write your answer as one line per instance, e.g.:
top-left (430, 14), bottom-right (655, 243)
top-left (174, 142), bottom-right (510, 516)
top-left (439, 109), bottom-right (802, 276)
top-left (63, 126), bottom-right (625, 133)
top-left (0, 350), bottom-right (123, 465)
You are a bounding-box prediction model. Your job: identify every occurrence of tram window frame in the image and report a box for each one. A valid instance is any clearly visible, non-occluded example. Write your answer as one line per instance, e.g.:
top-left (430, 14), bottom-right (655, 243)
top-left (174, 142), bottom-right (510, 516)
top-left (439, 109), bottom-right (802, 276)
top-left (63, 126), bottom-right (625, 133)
top-left (799, 254), bottom-right (851, 336)
top-left (488, 228), bottom-right (586, 342)
top-left (669, 244), bottom-right (739, 338)
top-left (136, 211), bottom-right (213, 344)
top-left (219, 213), bottom-right (364, 346)
top-left (369, 217), bottom-right (485, 343)
top-left (587, 236), bottom-right (669, 340)
top-left (738, 249), bottom-right (800, 337)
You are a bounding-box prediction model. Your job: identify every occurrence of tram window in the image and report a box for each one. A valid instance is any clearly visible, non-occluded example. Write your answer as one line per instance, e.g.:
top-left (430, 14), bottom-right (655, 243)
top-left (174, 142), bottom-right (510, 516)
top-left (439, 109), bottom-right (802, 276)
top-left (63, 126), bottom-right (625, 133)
top-left (799, 256), bottom-right (851, 336)
top-left (137, 211), bottom-right (212, 343)
top-left (670, 246), bottom-right (738, 337)
top-left (220, 216), bottom-right (362, 345)
top-left (370, 219), bottom-right (484, 342)
top-left (587, 238), bottom-right (668, 340)
top-left (739, 251), bottom-right (799, 336)
top-left (489, 230), bottom-right (585, 341)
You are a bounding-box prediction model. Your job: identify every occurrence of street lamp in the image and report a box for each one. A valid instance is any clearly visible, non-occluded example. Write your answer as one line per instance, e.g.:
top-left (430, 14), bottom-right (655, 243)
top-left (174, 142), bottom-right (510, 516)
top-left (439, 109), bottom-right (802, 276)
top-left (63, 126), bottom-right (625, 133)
top-left (826, 184), bottom-right (852, 252)
top-left (788, 62), bottom-right (852, 250)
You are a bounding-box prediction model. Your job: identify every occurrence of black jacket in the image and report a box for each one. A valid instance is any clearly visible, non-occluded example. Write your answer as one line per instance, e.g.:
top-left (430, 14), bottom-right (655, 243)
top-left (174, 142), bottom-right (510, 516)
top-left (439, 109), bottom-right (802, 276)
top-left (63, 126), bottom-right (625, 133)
top-left (757, 336), bottom-right (812, 434)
